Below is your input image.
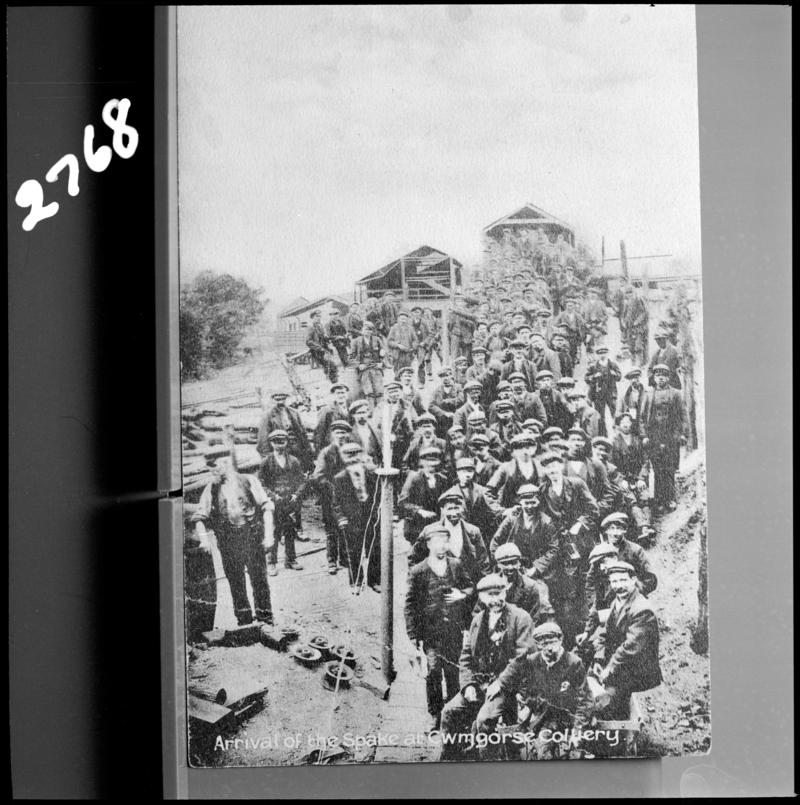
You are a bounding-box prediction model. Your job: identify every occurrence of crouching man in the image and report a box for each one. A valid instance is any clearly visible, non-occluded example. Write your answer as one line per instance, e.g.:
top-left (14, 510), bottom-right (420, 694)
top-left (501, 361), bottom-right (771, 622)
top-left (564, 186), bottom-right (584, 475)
top-left (484, 621), bottom-right (593, 759)
top-left (589, 560), bottom-right (662, 720)
top-left (438, 573), bottom-right (534, 761)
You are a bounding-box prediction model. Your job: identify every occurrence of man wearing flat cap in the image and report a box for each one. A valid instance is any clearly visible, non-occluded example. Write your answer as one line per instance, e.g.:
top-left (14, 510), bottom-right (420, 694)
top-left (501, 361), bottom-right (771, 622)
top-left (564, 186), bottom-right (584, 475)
top-left (439, 573), bottom-right (534, 760)
top-left (403, 412), bottom-right (446, 471)
top-left (314, 382), bottom-right (352, 452)
top-left (332, 442), bottom-right (381, 590)
top-left (325, 308), bottom-right (351, 369)
top-left (306, 309), bottom-right (339, 384)
top-left (485, 433), bottom-right (541, 511)
top-left (488, 621), bottom-right (593, 759)
top-left (564, 427), bottom-right (616, 522)
top-left (528, 331), bottom-right (562, 383)
top-left (192, 448), bottom-right (275, 627)
top-left (408, 306), bottom-right (433, 386)
top-left (536, 370), bottom-right (572, 435)
top-left (405, 527), bottom-right (474, 731)
top-left (508, 371), bottom-right (548, 430)
top-left (639, 365), bottom-right (688, 512)
top-left (452, 457), bottom-right (501, 547)
top-left (500, 337), bottom-right (538, 389)
top-left (386, 308), bottom-right (419, 373)
top-left (584, 344), bottom-right (621, 437)
top-left (350, 320), bottom-right (386, 410)
top-left (566, 387), bottom-right (601, 439)
top-left (550, 328), bottom-right (574, 379)
top-left (311, 420), bottom-right (352, 574)
top-left (257, 391), bottom-right (314, 471)
top-left (349, 399), bottom-right (382, 468)
top-left (579, 513), bottom-right (657, 636)
top-left (489, 482), bottom-right (561, 586)
top-left (371, 380), bottom-right (415, 473)
top-left (399, 445), bottom-right (449, 557)
top-left (469, 432), bottom-right (502, 488)
top-left (590, 560), bottom-right (662, 719)
top-left (411, 489), bottom-right (490, 581)
top-left (428, 366), bottom-right (464, 439)
top-left (648, 327), bottom-right (682, 390)
top-left (621, 285), bottom-right (649, 366)
top-left (465, 409), bottom-right (507, 462)
top-left (554, 296), bottom-right (587, 363)
top-left (258, 429), bottom-right (312, 575)
top-left (493, 542), bottom-right (556, 626)
top-left (616, 367), bottom-right (647, 425)
top-left (452, 379), bottom-right (485, 435)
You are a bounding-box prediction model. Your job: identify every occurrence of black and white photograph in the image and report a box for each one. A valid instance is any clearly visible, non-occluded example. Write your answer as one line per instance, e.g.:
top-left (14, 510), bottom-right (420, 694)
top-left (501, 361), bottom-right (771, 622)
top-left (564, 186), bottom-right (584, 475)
top-left (177, 4), bottom-right (709, 767)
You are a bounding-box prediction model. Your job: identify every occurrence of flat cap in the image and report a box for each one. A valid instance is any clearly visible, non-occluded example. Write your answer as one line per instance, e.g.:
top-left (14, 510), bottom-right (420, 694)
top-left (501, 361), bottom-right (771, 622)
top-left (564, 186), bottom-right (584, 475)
top-left (542, 426), bottom-right (564, 441)
top-left (494, 542), bottom-right (522, 561)
top-left (477, 573), bottom-right (509, 592)
top-left (348, 399), bottom-right (370, 414)
top-left (267, 429), bottom-right (289, 441)
top-left (397, 366), bottom-right (414, 376)
top-left (624, 368), bottom-right (642, 380)
top-left (601, 512), bottom-right (630, 529)
top-left (468, 433), bottom-right (490, 446)
top-left (510, 433), bottom-right (536, 448)
top-left (471, 346), bottom-right (488, 355)
top-left (595, 345), bottom-right (609, 354)
top-left (496, 380), bottom-right (512, 392)
top-left (592, 436), bottom-right (613, 450)
top-left (447, 424), bottom-right (465, 436)
top-left (384, 380), bottom-right (401, 391)
top-left (522, 418), bottom-right (543, 432)
top-left (340, 442), bottom-right (363, 456)
top-left (532, 622), bottom-right (563, 640)
top-left (494, 400), bottom-right (514, 413)
top-left (455, 456), bottom-right (476, 470)
top-left (538, 451), bottom-right (563, 466)
top-left (604, 560), bottom-right (636, 576)
top-left (557, 377), bottom-right (577, 388)
top-left (438, 367), bottom-right (454, 377)
top-left (535, 370), bottom-right (554, 381)
top-left (652, 363), bottom-right (671, 375)
top-left (416, 412), bottom-right (436, 425)
top-left (330, 383), bottom-right (350, 393)
top-left (508, 371), bottom-right (527, 383)
top-left (329, 419), bottom-right (352, 432)
top-left (566, 388), bottom-right (586, 399)
top-left (271, 390), bottom-right (290, 399)
top-left (396, 309), bottom-right (409, 317)
top-left (589, 543), bottom-right (620, 562)
top-left (516, 483), bottom-right (540, 499)
top-left (419, 445), bottom-right (443, 459)
top-left (567, 426), bottom-right (589, 441)
top-left (438, 488), bottom-right (464, 505)
top-left (463, 380), bottom-right (483, 392)
top-left (509, 338), bottom-right (526, 348)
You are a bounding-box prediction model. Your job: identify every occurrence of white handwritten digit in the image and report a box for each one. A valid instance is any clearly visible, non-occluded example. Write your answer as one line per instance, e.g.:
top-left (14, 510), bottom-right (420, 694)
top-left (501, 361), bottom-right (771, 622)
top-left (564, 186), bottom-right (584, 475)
top-left (45, 153), bottom-right (80, 196)
top-left (102, 98), bottom-right (138, 159)
top-left (15, 179), bottom-right (59, 231)
top-left (83, 123), bottom-right (113, 172)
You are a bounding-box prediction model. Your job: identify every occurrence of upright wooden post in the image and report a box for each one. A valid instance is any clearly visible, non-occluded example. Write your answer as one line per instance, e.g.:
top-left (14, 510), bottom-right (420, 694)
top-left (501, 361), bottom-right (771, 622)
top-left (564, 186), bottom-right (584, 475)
top-left (376, 402), bottom-right (398, 686)
top-left (620, 240), bottom-right (628, 280)
top-left (400, 256), bottom-right (407, 304)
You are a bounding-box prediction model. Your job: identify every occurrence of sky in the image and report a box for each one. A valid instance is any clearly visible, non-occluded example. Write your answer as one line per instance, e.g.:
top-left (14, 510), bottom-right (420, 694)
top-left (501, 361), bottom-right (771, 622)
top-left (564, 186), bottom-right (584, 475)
top-left (177, 5), bottom-right (701, 305)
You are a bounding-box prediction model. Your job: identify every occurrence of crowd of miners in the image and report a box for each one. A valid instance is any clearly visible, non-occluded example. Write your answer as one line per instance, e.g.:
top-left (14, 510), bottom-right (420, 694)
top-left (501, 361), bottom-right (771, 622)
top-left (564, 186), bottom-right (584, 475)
top-left (189, 246), bottom-right (693, 759)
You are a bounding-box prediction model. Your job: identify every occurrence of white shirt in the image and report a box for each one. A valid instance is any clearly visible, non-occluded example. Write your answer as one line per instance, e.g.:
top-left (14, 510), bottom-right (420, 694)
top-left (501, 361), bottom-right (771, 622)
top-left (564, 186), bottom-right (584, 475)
top-left (428, 556), bottom-right (448, 577)
top-left (445, 519), bottom-right (464, 558)
top-left (488, 610), bottom-right (502, 631)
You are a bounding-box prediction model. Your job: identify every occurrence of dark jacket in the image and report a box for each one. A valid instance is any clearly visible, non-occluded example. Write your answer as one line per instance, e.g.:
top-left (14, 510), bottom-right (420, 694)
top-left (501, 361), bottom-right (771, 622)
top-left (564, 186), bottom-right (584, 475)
top-left (585, 359), bottom-right (621, 404)
top-left (528, 347), bottom-right (563, 382)
top-left (497, 649), bottom-right (592, 730)
top-left (611, 432), bottom-right (648, 483)
top-left (256, 404), bottom-right (313, 469)
top-left (539, 475), bottom-right (600, 534)
top-left (404, 557), bottom-right (474, 644)
top-left (596, 589), bottom-right (662, 693)
top-left (485, 458), bottom-right (541, 510)
top-left (331, 466), bottom-right (378, 535)
top-left (399, 470), bottom-right (450, 545)
top-left (563, 457), bottom-right (616, 520)
top-left (313, 402), bottom-right (351, 452)
top-left (489, 509), bottom-right (561, 580)
top-left (257, 453), bottom-right (309, 503)
top-left (510, 391), bottom-right (548, 429)
top-left (504, 573), bottom-right (556, 625)
top-left (455, 481), bottom-right (501, 547)
top-left (459, 603), bottom-right (534, 691)
top-left (411, 519), bottom-right (490, 581)
top-left (500, 358), bottom-right (539, 390)
top-left (403, 434), bottom-right (447, 471)
top-left (473, 453), bottom-right (502, 487)
top-left (647, 343), bottom-right (682, 389)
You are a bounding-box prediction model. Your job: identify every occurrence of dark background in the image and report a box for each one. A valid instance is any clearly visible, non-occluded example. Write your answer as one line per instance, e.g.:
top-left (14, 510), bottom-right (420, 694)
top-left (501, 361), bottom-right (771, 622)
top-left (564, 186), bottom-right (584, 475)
top-left (8, 6), bottom-right (162, 798)
top-left (8, 4), bottom-right (793, 799)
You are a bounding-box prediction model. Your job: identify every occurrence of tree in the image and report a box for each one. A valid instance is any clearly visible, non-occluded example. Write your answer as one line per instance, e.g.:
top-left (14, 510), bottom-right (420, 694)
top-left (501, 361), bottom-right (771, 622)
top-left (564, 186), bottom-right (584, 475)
top-left (180, 271), bottom-right (265, 380)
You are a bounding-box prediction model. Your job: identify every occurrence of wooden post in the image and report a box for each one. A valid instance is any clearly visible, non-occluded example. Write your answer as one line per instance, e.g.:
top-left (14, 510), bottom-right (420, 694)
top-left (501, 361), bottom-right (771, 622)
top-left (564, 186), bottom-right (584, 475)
top-left (376, 402), bottom-right (398, 686)
top-left (620, 240), bottom-right (628, 280)
top-left (400, 257), bottom-right (407, 304)
top-left (691, 522), bottom-right (709, 654)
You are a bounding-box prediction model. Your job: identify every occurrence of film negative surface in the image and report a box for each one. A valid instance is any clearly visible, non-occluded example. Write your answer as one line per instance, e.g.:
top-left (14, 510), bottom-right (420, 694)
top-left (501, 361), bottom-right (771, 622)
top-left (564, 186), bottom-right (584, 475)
top-left (176, 5), bottom-right (710, 768)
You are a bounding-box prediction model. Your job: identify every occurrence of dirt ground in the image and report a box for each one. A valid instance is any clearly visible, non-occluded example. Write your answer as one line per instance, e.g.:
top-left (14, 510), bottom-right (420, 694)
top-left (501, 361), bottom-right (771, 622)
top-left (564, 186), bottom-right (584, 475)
top-left (183, 315), bottom-right (711, 766)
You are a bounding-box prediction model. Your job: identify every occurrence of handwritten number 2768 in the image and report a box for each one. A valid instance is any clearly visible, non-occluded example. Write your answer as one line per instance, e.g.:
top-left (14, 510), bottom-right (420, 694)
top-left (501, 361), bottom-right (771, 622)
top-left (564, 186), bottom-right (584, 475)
top-left (15, 98), bottom-right (139, 232)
